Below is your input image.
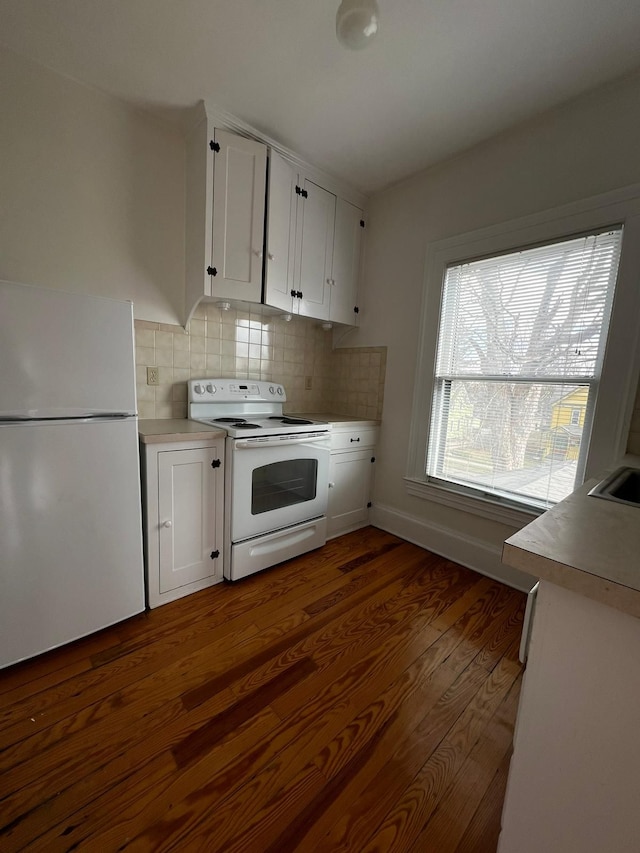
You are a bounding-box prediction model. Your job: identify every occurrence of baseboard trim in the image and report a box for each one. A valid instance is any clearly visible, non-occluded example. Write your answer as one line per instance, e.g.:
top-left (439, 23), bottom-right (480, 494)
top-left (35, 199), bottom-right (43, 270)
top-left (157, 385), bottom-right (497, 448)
top-left (370, 503), bottom-right (535, 592)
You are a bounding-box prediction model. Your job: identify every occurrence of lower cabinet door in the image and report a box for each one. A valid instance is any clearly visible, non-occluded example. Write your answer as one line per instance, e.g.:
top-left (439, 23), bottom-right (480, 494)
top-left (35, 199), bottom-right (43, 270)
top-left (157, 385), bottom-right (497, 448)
top-left (327, 449), bottom-right (374, 537)
top-left (158, 448), bottom-right (220, 593)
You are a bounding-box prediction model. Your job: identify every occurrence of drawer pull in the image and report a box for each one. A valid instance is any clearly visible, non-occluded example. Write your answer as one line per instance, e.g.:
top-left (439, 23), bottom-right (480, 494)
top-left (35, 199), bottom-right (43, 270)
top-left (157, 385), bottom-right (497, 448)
top-left (350, 437), bottom-right (360, 443)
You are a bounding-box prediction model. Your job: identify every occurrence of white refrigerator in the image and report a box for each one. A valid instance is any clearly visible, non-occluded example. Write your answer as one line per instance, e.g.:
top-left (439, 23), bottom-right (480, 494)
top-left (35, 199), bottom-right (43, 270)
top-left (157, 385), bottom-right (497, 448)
top-left (0, 280), bottom-right (146, 670)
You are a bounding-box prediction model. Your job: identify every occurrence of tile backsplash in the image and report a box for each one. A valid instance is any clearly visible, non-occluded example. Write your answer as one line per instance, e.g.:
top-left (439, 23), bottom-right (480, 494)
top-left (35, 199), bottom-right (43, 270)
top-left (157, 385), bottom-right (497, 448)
top-left (134, 303), bottom-right (386, 421)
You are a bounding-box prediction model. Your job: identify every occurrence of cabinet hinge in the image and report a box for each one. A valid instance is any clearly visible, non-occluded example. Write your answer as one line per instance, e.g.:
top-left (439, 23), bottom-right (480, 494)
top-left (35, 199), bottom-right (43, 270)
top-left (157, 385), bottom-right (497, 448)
top-left (210, 550), bottom-right (220, 559)
top-left (360, 220), bottom-right (365, 228)
top-left (211, 458), bottom-right (221, 468)
top-left (295, 185), bottom-right (308, 199)
top-left (354, 306), bottom-right (360, 314)
top-left (371, 456), bottom-right (376, 463)
top-left (367, 502), bottom-right (372, 508)
top-left (210, 140), bottom-right (220, 152)
top-left (207, 266), bottom-right (218, 277)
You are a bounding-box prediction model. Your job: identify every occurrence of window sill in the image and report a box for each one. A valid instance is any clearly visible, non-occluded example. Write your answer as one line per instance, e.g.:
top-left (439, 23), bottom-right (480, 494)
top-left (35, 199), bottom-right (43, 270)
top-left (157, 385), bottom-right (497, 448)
top-left (404, 476), bottom-right (542, 527)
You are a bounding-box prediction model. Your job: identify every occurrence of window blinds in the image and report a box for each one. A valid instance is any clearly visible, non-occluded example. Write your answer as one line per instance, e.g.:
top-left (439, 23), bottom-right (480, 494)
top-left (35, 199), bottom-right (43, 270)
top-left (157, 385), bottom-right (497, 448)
top-left (427, 227), bottom-right (623, 509)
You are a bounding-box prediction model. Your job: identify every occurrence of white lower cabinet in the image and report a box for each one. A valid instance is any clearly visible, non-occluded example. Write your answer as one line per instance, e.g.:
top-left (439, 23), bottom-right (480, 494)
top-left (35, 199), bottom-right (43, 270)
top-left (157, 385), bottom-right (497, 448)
top-left (327, 426), bottom-right (378, 538)
top-left (141, 438), bottom-right (224, 608)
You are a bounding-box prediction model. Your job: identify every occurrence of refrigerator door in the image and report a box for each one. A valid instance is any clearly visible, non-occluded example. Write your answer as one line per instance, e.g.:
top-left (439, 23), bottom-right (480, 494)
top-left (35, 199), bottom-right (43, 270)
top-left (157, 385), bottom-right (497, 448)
top-left (0, 280), bottom-right (137, 418)
top-left (0, 417), bottom-right (145, 669)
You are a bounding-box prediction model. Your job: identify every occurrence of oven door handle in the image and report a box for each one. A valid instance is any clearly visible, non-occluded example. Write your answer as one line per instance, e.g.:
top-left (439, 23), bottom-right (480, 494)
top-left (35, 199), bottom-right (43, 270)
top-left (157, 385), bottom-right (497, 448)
top-left (234, 435), bottom-right (331, 449)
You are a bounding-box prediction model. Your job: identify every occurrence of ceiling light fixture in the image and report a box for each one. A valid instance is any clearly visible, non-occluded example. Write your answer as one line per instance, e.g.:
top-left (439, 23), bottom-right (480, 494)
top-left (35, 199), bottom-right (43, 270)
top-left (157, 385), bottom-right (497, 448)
top-left (336, 0), bottom-right (380, 50)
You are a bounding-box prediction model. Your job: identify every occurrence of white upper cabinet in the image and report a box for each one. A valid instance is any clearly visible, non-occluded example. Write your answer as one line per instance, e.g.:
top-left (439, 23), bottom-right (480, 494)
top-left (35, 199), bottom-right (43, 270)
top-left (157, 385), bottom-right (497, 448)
top-left (187, 103), bottom-right (365, 326)
top-left (265, 158), bottom-right (334, 321)
top-left (211, 130), bottom-right (266, 302)
top-left (331, 198), bottom-right (364, 326)
top-left (265, 153), bottom-right (364, 325)
top-left (186, 113), bottom-right (266, 323)
top-left (264, 150), bottom-right (297, 313)
top-left (296, 178), bottom-right (335, 322)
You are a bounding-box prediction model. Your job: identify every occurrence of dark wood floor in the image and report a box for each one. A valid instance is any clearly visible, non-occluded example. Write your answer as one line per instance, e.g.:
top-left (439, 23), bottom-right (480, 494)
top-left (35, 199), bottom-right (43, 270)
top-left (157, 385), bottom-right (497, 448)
top-left (0, 527), bottom-right (525, 852)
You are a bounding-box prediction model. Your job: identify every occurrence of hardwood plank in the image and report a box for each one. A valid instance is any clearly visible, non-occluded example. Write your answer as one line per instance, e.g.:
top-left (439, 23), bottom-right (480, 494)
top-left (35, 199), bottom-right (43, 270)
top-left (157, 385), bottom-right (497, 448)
top-left (409, 674), bottom-right (522, 852)
top-left (0, 528), bottom-right (524, 853)
top-left (453, 749), bottom-right (513, 853)
top-left (357, 656), bottom-right (521, 852)
top-left (173, 657), bottom-right (317, 769)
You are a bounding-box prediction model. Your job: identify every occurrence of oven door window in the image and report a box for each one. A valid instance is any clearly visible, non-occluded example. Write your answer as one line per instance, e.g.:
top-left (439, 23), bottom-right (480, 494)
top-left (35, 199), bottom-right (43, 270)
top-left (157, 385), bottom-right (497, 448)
top-left (251, 458), bottom-right (318, 515)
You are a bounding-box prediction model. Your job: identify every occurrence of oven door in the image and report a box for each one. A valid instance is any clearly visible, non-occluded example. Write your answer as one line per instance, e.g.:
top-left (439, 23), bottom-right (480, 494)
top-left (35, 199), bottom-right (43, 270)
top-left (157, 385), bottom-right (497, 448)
top-left (228, 433), bottom-right (331, 541)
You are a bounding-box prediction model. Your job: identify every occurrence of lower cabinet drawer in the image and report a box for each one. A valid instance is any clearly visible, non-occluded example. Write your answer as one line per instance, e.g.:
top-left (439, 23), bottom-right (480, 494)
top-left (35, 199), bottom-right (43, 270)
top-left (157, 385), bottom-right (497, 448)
top-left (330, 427), bottom-right (378, 452)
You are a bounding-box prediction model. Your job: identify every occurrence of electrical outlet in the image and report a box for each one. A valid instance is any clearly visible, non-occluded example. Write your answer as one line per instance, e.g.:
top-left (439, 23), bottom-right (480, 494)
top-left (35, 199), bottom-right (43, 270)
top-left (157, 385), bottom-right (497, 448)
top-left (147, 366), bottom-right (159, 386)
top-left (305, 376), bottom-right (313, 391)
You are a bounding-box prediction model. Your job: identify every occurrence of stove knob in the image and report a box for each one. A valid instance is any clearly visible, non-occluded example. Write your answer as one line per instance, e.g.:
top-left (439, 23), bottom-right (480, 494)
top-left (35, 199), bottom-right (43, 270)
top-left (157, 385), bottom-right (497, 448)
top-left (206, 383), bottom-right (214, 394)
top-left (276, 387), bottom-right (283, 395)
top-left (269, 386), bottom-right (275, 394)
top-left (194, 383), bottom-right (204, 395)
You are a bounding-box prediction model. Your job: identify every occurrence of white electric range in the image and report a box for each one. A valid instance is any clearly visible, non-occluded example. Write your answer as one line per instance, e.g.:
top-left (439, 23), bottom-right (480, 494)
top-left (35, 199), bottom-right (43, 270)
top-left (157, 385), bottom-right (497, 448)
top-left (189, 379), bottom-right (331, 581)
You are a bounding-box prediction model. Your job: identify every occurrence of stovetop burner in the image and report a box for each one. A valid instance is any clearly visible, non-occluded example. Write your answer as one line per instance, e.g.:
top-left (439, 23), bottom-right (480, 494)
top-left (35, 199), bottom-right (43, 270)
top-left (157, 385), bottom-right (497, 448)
top-left (188, 379), bottom-right (330, 438)
top-left (269, 416), bottom-right (314, 425)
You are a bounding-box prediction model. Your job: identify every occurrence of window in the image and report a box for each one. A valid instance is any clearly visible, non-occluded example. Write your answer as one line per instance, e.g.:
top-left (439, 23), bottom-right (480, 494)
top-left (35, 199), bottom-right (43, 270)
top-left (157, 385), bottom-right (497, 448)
top-left (427, 229), bottom-right (622, 510)
top-left (407, 186), bottom-right (640, 524)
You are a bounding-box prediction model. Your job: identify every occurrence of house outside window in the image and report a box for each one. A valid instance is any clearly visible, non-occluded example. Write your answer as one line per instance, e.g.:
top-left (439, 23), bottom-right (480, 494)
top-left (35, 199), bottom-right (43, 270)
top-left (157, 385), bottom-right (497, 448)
top-left (406, 186), bottom-right (640, 524)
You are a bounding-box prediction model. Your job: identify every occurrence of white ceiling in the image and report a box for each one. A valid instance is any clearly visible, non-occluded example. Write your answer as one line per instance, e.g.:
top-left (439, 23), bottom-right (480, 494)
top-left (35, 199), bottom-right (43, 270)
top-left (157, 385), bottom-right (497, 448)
top-left (1, 0), bottom-right (640, 193)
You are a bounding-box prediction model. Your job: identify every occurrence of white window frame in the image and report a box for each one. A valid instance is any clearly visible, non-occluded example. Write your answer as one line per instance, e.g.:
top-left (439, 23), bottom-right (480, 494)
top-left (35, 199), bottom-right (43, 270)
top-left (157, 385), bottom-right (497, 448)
top-left (406, 184), bottom-right (640, 526)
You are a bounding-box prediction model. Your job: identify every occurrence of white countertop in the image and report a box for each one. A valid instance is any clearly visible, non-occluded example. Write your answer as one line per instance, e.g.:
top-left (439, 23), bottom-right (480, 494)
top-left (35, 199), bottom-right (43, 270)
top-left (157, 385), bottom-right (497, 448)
top-left (138, 419), bottom-right (226, 444)
top-left (290, 412), bottom-right (380, 428)
top-left (503, 456), bottom-right (640, 619)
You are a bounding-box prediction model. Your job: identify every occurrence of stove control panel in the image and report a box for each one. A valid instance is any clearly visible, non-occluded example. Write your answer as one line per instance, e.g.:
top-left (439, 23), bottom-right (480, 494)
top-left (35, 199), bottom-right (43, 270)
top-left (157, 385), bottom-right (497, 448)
top-left (188, 379), bottom-right (286, 403)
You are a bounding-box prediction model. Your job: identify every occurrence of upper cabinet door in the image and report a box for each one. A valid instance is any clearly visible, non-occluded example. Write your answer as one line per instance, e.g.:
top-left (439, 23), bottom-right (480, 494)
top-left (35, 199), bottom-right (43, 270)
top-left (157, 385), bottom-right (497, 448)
top-left (211, 130), bottom-right (267, 303)
top-left (331, 198), bottom-right (364, 326)
top-left (295, 179), bottom-right (335, 321)
top-left (264, 150), bottom-right (297, 313)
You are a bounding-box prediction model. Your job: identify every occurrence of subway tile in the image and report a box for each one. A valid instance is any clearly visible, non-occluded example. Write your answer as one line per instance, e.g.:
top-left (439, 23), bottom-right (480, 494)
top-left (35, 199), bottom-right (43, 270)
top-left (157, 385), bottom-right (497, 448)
top-left (174, 367), bottom-right (191, 383)
top-left (138, 401), bottom-right (156, 419)
top-left (172, 402), bottom-right (187, 419)
top-left (173, 349), bottom-right (191, 369)
top-left (155, 331), bottom-right (173, 350)
top-left (158, 366), bottom-right (173, 385)
top-left (206, 354), bottom-right (221, 373)
top-left (137, 384), bottom-right (156, 402)
top-left (135, 346), bottom-right (155, 366)
top-left (134, 314), bottom-right (387, 421)
top-left (155, 402), bottom-right (174, 419)
top-left (156, 347), bottom-right (173, 367)
top-left (205, 336), bottom-right (221, 354)
top-left (134, 328), bottom-right (155, 348)
top-left (173, 334), bottom-right (190, 352)
top-left (173, 382), bottom-right (188, 402)
top-left (190, 336), bottom-right (206, 354)
top-left (189, 319), bottom-right (205, 339)
top-left (190, 352), bottom-right (206, 371)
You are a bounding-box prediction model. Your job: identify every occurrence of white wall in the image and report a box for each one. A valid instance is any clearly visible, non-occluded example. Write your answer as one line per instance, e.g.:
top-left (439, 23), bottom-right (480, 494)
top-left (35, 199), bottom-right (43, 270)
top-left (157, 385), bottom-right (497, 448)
top-left (0, 48), bottom-right (184, 324)
top-left (353, 72), bottom-right (640, 578)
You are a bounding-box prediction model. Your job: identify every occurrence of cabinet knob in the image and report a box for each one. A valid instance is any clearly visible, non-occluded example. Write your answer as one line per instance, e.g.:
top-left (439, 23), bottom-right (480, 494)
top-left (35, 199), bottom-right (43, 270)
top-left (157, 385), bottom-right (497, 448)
top-left (268, 252), bottom-right (275, 261)
top-left (327, 278), bottom-right (335, 286)
top-left (163, 520), bottom-right (172, 528)
top-left (328, 482), bottom-right (335, 488)
top-left (253, 249), bottom-right (263, 259)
